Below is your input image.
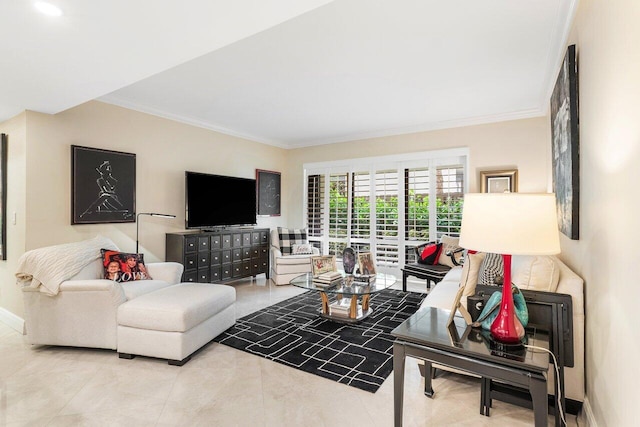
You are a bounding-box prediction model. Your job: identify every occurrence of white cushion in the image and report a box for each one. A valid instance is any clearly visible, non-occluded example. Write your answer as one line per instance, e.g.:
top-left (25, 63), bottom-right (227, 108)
top-left (118, 283), bottom-right (236, 332)
top-left (274, 255), bottom-right (314, 266)
top-left (438, 235), bottom-right (462, 267)
top-left (70, 259), bottom-right (104, 280)
top-left (291, 243), bottom-right (314, 255)
top-left (442, 266), bottom-right (463, 283)
top-left (460, 252), bottom-right (486, 298)
top-left (120, 279), bottom-right (174, 300)
top-left (419, 280), bottom-right (460, 311)
top-left (512, 255), bottom-right (560, 292)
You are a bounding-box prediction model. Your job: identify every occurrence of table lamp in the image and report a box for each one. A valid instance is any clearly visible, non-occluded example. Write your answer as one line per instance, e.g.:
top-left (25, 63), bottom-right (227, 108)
top-left (459, 193), bottom-right (560, 344)
top-left (136, 212), bottom-right (176, 253)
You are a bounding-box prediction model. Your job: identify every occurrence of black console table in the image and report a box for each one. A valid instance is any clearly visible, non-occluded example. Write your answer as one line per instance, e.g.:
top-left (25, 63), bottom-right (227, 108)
top-left (392, 307), bottom-right (554, 427)
top-left (166, 228), bottom-right (270, 284)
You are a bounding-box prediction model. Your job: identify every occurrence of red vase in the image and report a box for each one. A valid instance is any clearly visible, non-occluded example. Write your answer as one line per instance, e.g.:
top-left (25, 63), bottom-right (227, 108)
top-left (490, 254), bottom-right (524, 343)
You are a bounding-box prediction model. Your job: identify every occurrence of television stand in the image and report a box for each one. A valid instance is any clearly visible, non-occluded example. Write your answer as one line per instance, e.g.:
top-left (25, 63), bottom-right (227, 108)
top-left (166, 228), bottom-right (270, 283)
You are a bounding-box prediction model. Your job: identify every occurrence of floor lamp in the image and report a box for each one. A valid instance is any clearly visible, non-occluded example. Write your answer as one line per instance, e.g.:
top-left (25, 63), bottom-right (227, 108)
top-left (136, 212), bottom-right (176, 253)
top-left (459, 193), bottom-right (560, 344)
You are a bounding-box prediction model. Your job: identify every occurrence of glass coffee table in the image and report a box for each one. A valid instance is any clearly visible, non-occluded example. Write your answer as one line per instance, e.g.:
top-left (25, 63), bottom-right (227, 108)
top-left (289, 272), bottom-right (396, 323)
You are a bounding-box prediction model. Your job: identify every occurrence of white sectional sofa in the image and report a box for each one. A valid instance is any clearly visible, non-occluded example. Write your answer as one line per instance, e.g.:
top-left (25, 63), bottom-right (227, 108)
top-left (17, 236), bottom-right (236, 365)
top-left (21, 259), bottom-right (184, 350)
top-left (418, 255), bottom-right (585, 406)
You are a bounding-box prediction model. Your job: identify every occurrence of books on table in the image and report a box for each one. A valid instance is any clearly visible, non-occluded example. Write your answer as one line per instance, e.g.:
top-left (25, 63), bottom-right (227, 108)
top-left (316, 271), bottom-right (342, 281)
top-left (329, 299), bottom-right (353, 317)
top-left (352, 273), bottom-right (376, 284)
top-left (312, 271), bottom-right (343, 287)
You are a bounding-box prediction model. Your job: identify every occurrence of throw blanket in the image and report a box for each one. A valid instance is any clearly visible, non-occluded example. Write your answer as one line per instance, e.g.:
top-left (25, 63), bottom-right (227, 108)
top-left (15, 235), bottom-right (119, 296)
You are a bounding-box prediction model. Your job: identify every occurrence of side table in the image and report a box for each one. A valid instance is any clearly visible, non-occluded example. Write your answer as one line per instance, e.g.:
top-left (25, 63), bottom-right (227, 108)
top-left (392, 307), bottom-right (554, 427)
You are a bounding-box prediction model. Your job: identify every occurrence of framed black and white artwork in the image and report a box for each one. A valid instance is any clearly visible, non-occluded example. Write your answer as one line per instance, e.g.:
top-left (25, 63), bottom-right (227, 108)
top-left (256, 169), bottom-right (281, 216)
top-left (71, 145), bottom-right (136, 224)
top-left (550, 44), bottom-right (580, 240)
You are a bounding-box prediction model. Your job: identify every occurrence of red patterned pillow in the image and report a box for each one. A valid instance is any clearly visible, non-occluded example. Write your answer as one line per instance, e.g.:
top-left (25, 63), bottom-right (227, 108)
top-left (101, 249), bottom-right (152, 282)
top-left (418, 242), bottom-right (442, 265)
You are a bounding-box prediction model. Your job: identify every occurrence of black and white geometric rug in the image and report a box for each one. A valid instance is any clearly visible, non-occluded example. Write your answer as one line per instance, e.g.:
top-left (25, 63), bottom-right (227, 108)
top-left (214, 289), bottom-right (426, 393)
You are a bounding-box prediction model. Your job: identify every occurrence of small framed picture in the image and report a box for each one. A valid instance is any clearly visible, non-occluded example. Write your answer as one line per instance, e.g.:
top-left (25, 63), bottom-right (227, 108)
top-left (311, 255), bottom-right (337, 277)
top-left (256, 169), bottom-right (281, 216)
top-left (357, 252), bottom-right (377, 275)
top-left (480, 169), bottom-right (518, 193)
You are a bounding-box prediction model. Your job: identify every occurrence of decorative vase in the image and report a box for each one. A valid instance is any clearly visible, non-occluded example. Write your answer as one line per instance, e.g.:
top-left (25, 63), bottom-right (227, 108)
top-left (490, 254), bottom-right (524, 343)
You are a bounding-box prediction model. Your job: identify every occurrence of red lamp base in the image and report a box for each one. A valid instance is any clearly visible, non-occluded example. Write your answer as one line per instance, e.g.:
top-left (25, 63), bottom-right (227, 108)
top-left (490, 254), bottom-right (525, 344)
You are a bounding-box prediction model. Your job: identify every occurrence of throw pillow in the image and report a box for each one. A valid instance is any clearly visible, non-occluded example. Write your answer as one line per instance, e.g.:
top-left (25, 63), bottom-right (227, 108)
top-left (460, 252), bottom-right (486, 299)
top-left (101, 249), bottom-right (152, 282)
top-left (478, 252), bottom-right (504, 286)
top-left (277, 227), bottom-right (308, 255)
top-left (512, 255), bottom-right (560, 292)
top-left (417, 242), bottom-right (442, 265)
top-left (291, 243), bottom-right (314, 255)
top-left (438, 235), bottom-right (463, 267)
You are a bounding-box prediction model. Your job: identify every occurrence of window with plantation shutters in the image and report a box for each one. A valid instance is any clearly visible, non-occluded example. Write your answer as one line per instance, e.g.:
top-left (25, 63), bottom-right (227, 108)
top-left (304, 148), bottom-right (467, 273)
top-left (328, 174), bottom-right (348, 240)
top-left (374, 169), bottom-right (399, 266)
top-left (351, 172), bottom-right (370, 239)
top-left (405, 168), bottom-right (430, 240)
top-left (435, 166), bottom-right (464, 238)
top-left (374, 170), bottom-right (399, 239)
top-left (320, 173), bottom-right (349, 256)
top-left (306, 174), bottom-right (324, 238)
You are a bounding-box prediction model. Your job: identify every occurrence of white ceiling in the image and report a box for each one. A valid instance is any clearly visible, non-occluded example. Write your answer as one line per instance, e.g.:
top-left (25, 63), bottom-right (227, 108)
top-left (1, 0), bottom-right (577, 149)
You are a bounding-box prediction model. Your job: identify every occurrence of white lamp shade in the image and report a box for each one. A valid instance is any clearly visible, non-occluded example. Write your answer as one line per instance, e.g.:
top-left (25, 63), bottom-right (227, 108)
top-left (459, 193), bottom-right (561, 255)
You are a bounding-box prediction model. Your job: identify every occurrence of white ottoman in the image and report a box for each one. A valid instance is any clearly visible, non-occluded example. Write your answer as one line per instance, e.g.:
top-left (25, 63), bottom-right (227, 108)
top-left (117, 282), bottom-right (235, 365)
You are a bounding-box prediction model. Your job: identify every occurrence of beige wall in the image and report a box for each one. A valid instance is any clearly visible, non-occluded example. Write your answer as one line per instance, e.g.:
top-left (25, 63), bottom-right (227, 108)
top-left (0, 113), bottom-right (27, 325)
top-left (561, 1), bottom-right (640, 425)
top-left (0, 101), bottom-right (288, 318)
top-left (286, 117), bottom-right (552, 227)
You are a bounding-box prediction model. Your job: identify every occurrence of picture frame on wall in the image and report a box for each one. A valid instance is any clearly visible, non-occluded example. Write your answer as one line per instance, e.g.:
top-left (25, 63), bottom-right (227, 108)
top-left (480, 169), bottom-right (518, 193)
top-left (550, 44), bottom-right (580, 240)
top-left (0, 134), bottom-right (7, 260)
top-left (71, 145), bottom-right (136, 224)
top-left (256, 169), bottom-right (281, 216)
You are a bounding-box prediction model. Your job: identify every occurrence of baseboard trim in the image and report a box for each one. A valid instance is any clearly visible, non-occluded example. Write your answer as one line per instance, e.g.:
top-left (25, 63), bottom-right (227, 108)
top-left (0, 307), bottom-right (25, 334)
top-left (582, 396), bottom-right (597, 426)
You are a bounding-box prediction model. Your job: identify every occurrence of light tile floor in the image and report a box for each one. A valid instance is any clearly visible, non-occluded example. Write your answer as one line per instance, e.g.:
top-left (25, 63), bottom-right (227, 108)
top-left (0, 277), bottom-right (582, 426)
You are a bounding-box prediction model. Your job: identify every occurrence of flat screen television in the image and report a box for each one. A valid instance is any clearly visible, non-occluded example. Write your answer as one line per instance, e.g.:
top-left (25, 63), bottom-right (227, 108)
top-left (185, 171), bottom-right (257, 229)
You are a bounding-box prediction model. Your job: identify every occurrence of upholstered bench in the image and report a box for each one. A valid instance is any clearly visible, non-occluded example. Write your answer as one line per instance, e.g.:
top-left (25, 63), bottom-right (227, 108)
top-left (117, 282), bottom-right (236, 365)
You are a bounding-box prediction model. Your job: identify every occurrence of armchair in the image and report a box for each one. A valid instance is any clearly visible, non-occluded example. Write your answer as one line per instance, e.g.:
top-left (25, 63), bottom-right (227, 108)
top-left (270, 228), bottom-right (320, 285)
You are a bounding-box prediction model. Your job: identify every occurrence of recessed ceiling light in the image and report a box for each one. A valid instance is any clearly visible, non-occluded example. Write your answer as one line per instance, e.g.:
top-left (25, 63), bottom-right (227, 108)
top-left (34, 1), bottom-right (63, 17)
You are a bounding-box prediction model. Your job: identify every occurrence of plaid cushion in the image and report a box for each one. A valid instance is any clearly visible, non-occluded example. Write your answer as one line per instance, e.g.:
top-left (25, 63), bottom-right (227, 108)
top-left (277, 227), bottom-right (308, 255)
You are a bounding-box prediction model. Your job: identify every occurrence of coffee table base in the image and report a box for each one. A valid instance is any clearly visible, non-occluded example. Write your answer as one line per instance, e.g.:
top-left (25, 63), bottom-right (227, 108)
top-left (319, 293), bottom-right (373, 323)
top-left (319, 307), bottom-right (373, 324)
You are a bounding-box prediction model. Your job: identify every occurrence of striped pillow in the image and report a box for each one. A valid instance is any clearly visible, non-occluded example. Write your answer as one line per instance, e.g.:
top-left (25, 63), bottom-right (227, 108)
top-left (478, 252), bottom-right (504, 285)
top-left (277, 227), bottom-right (308, 255)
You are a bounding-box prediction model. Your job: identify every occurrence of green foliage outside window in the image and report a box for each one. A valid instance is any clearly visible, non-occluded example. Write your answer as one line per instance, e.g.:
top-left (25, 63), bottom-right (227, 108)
top-left (329, 187), bottom-right (463, 239)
